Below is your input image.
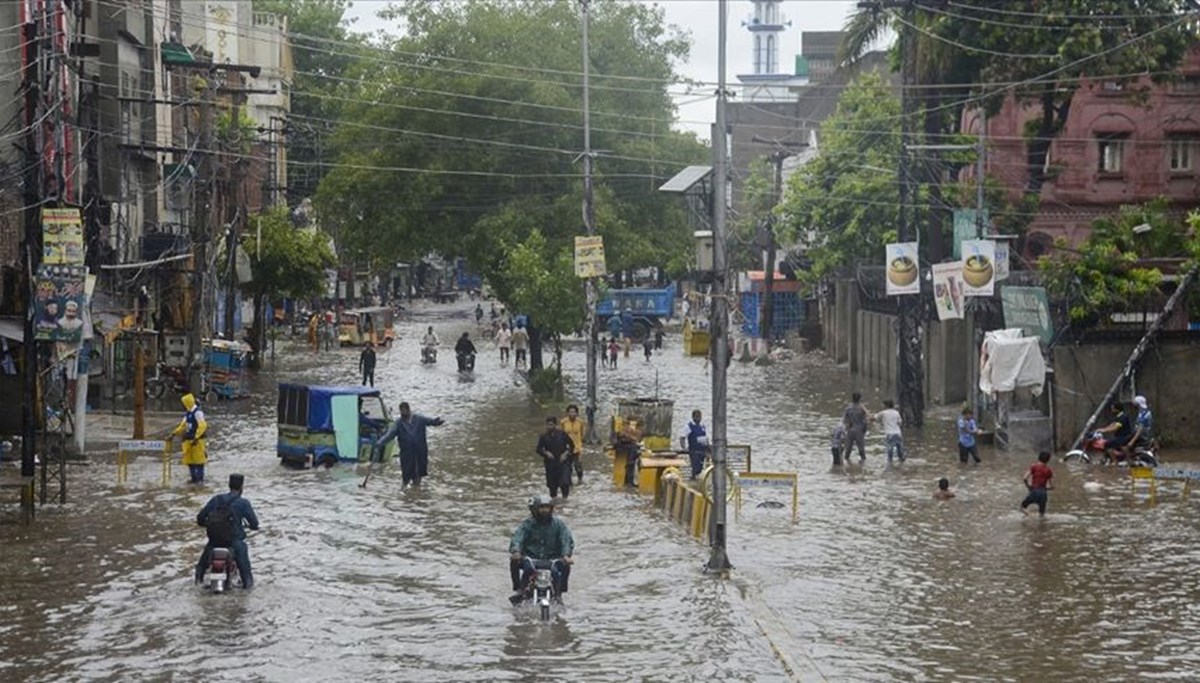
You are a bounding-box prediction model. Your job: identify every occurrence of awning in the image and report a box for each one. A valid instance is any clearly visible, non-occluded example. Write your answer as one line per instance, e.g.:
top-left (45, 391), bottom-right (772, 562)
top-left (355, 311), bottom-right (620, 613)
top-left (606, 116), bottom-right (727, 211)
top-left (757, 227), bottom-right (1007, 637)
top-left (0, 317), bottom-right (23, 342)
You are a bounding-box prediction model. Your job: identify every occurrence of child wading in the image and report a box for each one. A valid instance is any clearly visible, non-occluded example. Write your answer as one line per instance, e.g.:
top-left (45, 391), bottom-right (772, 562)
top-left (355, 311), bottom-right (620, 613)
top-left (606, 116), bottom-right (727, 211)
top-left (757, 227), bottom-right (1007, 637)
top-left (830, 422), bottom-right (846, 466)
top-left (1021, 451), bottom-right (1054, 517)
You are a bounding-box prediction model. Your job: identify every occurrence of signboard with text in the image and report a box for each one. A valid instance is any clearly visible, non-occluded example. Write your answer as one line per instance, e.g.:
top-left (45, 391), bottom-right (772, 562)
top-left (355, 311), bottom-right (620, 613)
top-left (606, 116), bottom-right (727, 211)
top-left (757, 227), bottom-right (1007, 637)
top-left (574, 236), bottom-right (607, 278)
top-left (34, 264), bottom-right (88, 343)
top-left (42, 207), bottom-right (84, 265)
top-left (1000, 286), bottom-right (1053, 345)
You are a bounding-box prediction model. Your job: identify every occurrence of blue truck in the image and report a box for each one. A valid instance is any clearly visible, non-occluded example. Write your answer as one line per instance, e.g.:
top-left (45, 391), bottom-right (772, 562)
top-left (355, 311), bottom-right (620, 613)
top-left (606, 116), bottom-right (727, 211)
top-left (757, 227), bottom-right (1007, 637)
top-left (596, 283), bottom-right (676, 341)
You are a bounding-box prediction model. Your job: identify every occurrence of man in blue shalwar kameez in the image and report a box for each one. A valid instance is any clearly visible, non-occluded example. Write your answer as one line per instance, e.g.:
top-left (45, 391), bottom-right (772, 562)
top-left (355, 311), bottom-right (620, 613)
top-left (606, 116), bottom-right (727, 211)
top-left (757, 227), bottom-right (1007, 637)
top-left (374, 402), bottom-right (445, 486)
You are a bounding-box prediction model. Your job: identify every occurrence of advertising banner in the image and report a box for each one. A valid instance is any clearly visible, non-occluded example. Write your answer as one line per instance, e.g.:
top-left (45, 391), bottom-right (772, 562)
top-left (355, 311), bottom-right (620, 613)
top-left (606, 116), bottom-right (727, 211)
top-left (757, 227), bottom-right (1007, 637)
top-left (959, 239), bottom-right (996, 297)
top-left (34, 264), bottom-right (88, 343)
top-left (994, 240), bottom-right (1010, 282)
top-left (574, 235), bottom-right (606, 278)
top-left (931, 262), bottom-right (965, 321)
top-left (42, 207), bottom-right (84, 265)
top-left (1000, 286), bottom-right (1053, 345)
top-left (885, 242), bottom-right (920, 296)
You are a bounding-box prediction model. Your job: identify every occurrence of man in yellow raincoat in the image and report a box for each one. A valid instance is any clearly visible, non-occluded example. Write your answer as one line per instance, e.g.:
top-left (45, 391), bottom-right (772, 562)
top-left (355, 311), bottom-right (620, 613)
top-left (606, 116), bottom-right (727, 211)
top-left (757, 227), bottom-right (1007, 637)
top-left (172, 393), bottom-right (208, 484)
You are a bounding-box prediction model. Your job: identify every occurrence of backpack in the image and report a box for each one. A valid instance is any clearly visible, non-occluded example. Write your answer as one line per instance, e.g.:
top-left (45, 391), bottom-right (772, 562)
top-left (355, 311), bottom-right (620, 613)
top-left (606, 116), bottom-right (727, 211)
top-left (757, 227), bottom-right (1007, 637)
top-left (206, 496), bottom-right (239, 546)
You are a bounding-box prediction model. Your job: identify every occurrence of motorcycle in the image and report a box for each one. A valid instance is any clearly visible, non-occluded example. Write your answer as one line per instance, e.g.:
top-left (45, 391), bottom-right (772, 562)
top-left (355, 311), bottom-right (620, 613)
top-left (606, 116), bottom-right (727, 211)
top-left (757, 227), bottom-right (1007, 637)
top-left (202, 547), bottom-right (240, 593)
top-left (456, 351), bottom-right (476, 373)
top-left (145, 362), bottom-right (188, 399)
top-left (519, 558), bottom-right (562, 620)
top-left (1064, 432), bottom-right (1159, 467)
top-left (421, 346), bottom-right (438, 364)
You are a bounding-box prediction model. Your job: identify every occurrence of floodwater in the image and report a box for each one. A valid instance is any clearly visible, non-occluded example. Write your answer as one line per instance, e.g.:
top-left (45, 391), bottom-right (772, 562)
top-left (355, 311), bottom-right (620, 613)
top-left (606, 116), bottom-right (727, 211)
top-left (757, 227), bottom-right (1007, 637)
top-left (3, 300), bottom-right (1200, 682)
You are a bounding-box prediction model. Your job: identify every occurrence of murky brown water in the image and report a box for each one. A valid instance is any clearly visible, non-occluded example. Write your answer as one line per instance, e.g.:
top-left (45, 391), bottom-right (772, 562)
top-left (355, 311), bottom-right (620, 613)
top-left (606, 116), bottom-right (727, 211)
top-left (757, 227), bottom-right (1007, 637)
top-left (3, 300), bottom-right (1200, 682)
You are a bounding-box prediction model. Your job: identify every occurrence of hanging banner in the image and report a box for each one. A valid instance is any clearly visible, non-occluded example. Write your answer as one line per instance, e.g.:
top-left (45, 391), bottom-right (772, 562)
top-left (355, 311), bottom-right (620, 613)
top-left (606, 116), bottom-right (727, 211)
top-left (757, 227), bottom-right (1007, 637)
top-left (960, 239), bottom-right (996, 297)
top-left (34, 264), bottom-right (88, 343)
top-left (42, 207), bottom-right (85, 265)
top-left (574, 235), bottom-right (606, 278)
top-left (994, 240), bottom-right (1010, 282)
top-left (885, 242), bottom-right (920, 296)
top-left (931, 262), bottom-right (965, 320)
top-left (952, 209), bottom-right (989, 259)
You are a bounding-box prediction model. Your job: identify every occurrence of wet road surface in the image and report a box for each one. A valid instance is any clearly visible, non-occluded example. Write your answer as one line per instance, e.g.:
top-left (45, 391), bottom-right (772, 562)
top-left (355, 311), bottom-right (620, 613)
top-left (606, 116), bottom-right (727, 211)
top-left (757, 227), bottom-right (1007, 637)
top-left (3, 299), bottom-right (1200, 682)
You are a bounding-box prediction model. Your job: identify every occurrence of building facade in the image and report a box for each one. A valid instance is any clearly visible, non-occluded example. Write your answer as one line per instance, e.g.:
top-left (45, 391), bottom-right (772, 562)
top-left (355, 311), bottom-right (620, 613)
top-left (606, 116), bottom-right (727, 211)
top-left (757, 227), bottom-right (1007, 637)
top-left (967, 45), bottom-right (1200, 256)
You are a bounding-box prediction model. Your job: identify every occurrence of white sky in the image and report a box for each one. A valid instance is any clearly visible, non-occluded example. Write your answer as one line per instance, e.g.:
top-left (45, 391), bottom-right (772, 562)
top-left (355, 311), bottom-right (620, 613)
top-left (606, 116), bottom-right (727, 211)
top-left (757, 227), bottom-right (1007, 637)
top-left (343, 0), bottom-right (859, 140)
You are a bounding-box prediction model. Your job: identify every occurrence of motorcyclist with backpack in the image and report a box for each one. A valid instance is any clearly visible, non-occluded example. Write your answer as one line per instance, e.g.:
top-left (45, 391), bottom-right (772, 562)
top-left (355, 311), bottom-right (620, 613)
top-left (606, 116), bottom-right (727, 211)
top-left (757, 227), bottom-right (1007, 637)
top-left (455, 332), bottom-right (477, 372)
top-left (509, 494), bottom-right (574, 605)
top-left (195, 473), bottom-right (259, 589)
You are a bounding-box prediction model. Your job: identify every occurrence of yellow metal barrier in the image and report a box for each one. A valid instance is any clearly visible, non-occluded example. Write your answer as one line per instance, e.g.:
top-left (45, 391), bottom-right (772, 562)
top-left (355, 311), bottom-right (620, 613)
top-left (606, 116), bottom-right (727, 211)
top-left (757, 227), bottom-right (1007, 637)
top-left (734, 472), bottom-right (799, 525)
top-left (1131, 466), bottom-right (1200, 502)
top-left (117, 439), bottom-right (173, 485)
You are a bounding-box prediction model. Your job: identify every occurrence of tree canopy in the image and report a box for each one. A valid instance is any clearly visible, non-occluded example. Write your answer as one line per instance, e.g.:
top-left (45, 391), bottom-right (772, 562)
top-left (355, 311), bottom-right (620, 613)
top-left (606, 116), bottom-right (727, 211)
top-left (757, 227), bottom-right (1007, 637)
top-left (311, 0), bottom-right (706, 289)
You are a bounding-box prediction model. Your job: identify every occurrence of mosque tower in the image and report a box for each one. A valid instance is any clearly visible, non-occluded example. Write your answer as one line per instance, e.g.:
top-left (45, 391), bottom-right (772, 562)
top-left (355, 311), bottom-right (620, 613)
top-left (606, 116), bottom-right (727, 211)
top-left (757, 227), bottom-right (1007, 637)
top-left (737, 0), bottom-right (807, 102)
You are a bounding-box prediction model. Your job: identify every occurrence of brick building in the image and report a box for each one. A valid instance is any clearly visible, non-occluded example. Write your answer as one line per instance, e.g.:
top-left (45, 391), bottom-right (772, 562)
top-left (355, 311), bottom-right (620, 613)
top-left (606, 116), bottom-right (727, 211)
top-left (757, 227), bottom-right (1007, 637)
top-left (965, 45), bottom-right (1200, 257)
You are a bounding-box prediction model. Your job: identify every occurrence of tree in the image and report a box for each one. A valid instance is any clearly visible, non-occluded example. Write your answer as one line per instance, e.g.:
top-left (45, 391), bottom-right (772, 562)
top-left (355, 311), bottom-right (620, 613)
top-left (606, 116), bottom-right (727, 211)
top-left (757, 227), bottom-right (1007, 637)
top-left (1038, 199), bottom-right (1200, 327)
top-left (776, 73), bottom-right (904, 280)
top-left (313, 0), bottom-right (704, 293)
top-left (241, 206), bottom-right (336, 364)
top-left (499, 230), bottom-right (586, 392)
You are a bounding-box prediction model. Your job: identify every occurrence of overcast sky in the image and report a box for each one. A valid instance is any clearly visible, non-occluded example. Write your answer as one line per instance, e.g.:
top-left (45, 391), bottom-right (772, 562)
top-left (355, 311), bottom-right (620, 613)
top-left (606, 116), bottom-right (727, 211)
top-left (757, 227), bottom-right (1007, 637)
top-left (343, 0), bottom-right (860, 140)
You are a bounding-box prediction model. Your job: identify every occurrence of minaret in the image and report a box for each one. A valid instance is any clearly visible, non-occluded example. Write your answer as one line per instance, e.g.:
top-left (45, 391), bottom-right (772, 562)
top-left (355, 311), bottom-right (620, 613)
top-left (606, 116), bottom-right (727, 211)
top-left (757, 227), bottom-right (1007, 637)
top-left (747, 0), bottom-right (785, 76)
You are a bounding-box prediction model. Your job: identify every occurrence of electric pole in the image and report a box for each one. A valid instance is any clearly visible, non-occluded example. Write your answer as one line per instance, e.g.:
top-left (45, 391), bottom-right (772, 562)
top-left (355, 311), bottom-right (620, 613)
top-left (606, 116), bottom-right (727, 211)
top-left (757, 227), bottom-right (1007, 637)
top-left (223, 90), bottom-right (245, 340)
top-left (749, 137), bottom-right (807, 353)
top-left (581, 0), bottom-right (600, 445)
top-left (895, 0), bottom-right (925, 427)
top-left (191, 77), bottom-right (214, 393)
top-left (20, 15), bottom-right (44, 506)
top-left (707, 0), bottom-right (733, 575)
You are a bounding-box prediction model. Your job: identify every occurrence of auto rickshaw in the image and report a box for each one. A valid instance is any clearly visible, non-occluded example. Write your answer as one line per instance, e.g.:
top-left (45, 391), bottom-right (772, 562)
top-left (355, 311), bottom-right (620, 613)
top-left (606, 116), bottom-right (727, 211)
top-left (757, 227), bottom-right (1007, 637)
top-left (338, 306), bottom-right (395, 347)
top-left (276, 383), bottom-right (396, 468)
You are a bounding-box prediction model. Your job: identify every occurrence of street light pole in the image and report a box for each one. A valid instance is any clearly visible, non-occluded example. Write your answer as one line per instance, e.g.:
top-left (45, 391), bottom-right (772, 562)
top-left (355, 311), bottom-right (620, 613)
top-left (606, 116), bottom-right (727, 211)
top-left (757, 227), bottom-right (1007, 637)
top-left (707, 0), bottom-right (733, 575)
top-left (581, 0), bottom-right (600, 444)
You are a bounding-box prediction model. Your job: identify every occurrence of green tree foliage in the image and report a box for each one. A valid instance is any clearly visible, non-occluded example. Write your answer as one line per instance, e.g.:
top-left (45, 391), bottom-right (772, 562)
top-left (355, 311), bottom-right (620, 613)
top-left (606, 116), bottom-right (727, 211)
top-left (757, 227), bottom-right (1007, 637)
top-left (313, 0), bottom-right (705, 290)
top-left (777, 73), bottom-right (902, 280)
top-left (243, 206), bottom-right (335, 301)
top-left (499, 229), bottom-right (585, 380)
top-left (1038, 199), bottom-right (1200, 325)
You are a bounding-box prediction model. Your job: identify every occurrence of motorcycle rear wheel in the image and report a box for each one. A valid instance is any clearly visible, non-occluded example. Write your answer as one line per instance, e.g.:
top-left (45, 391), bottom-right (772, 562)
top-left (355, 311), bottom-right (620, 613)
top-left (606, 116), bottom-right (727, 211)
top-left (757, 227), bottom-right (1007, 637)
top-left (1062, 450), bottom-right (1090, 463)
top-left (540, 602), bottom-right (550, 620)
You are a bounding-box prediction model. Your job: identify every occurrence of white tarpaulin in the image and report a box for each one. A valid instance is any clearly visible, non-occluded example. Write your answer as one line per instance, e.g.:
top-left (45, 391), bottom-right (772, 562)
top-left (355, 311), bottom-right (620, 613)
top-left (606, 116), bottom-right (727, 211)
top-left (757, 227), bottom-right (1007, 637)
top-left (979, 329), bottom-right (1046, 396)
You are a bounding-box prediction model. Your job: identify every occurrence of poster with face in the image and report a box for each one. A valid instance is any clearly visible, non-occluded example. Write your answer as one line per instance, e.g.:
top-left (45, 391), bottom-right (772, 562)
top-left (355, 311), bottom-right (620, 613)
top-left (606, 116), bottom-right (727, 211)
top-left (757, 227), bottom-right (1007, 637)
top-left (885, 242), bottom-right (920, 296)
top-left (34, 265), bottom-right (88, 343)
top-left (960, 239), bottom-right (996, 297)
top-left (931, 262), bottom-right (965, 320)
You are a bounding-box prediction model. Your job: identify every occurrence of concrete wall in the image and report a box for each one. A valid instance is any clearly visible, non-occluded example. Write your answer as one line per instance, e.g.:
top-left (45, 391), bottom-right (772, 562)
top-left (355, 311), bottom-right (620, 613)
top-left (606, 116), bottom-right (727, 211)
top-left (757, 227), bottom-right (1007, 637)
top-left (1052, 339), bottom-right (1200, 449)
top-left (821, 282), bottom-right (970, 406)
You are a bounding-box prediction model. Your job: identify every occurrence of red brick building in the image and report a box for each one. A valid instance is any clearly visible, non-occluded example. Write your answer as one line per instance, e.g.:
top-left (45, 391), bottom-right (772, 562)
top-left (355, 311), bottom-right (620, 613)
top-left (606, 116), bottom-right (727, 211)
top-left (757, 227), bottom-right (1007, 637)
top-left (964, 45), bottom-right (1200, 258)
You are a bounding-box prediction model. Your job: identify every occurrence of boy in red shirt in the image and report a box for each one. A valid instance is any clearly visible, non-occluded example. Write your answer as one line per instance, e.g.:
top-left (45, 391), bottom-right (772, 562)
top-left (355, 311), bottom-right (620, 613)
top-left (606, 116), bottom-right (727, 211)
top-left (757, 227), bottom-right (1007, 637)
top-left (1021, 451), bottom-right (1054, 517)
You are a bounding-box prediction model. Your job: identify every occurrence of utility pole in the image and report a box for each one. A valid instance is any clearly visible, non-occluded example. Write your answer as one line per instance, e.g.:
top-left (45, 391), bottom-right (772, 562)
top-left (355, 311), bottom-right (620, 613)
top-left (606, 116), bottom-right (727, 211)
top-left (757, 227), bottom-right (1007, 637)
top-left (190, 78), bottom-right (214, 393)
top-left (707, 0), bottom-right (733, 575)
top-left (223, 92), bottom-right (244, 340)
top-left (580, 0), bottom-right (599, 444)
top-left (20, 15), bottom-right (44, 509)
top-left (749, 137), bottom-right (807, 352)
top-left (895, 0), bottom-right (925, 427)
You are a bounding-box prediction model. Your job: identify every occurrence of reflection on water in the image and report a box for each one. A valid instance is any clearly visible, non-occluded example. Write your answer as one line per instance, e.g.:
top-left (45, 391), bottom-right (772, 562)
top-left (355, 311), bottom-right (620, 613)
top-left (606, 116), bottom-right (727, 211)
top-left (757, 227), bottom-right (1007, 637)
top-left (3, 302), bottom-right (1200, 682)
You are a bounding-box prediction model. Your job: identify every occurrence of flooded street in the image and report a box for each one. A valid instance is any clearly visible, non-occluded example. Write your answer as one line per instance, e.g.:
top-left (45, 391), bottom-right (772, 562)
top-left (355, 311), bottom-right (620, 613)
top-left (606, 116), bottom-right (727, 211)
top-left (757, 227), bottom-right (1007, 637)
top-left (4, 300), bottom-right (1200, 682)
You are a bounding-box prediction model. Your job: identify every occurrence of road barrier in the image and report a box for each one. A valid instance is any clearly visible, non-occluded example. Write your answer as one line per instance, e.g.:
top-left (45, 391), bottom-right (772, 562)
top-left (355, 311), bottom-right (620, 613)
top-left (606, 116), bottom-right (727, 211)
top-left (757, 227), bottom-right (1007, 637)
top-left (657, 469), bottom-right (712, 541)
top-left (117, 440), bottom-right (173, 485)
top-left (1130, 465), bottom-right (1200, 501)
top-left (733, 472), bottom-right (799, 525)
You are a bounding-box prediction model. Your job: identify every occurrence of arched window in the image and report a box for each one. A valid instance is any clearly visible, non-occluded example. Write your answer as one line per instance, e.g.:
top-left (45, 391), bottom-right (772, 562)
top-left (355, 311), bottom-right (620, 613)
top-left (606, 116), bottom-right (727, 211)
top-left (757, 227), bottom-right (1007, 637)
top-left (766, 35), bottom-right (776, 73)
top-left (754, 35), bottom-right (762, 73)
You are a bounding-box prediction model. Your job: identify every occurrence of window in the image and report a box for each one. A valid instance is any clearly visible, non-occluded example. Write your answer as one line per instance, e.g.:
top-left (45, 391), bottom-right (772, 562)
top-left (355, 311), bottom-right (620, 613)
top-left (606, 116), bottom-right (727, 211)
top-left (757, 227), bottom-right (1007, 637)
top-left (1168, 137), bottom-right (1195, 172)
top-left (1175, 76), bottom-right (1200, 93)
top-left (1097, 134), bottom-right (1126, 173)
